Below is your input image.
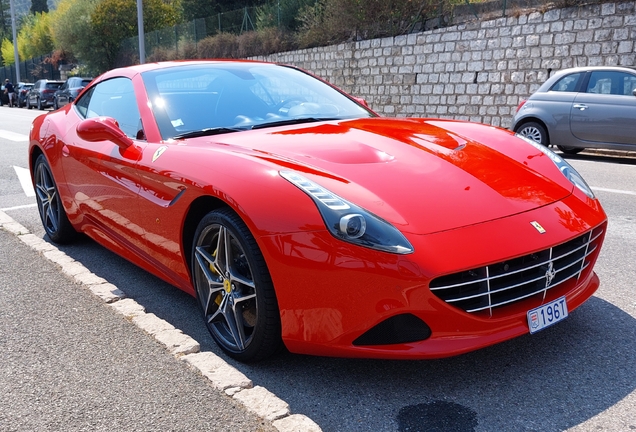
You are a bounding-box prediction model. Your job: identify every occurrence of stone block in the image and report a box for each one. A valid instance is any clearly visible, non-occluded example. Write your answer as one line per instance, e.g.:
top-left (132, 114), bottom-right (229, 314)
top-left (183, 351), bottom-right (252, 391)
top-left (273, 414), bottom-right (322, 432)
top-left (234, 386), bottom-right (290, 422)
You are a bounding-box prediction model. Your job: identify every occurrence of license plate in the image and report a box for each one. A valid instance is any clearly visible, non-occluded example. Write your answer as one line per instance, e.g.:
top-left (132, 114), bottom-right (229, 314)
top-left (527, 296), bottom-right (568, 334)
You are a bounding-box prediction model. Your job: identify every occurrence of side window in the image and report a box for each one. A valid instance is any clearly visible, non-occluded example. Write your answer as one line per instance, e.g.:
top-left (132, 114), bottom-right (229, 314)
top-left (585, 71), bottom-right (635, 96)
top-left (75, 86), bottom-right (94, 118)
top-left (550, 73), bottom-right (581, 92)
top-left (75, 77), bottom-right (142, 139)
top-left (621, 74), bottom-right (636, 96)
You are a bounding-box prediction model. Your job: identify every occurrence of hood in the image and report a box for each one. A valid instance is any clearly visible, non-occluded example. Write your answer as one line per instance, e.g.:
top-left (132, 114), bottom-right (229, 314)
top-left (199, 118), bottom-right (573, 235)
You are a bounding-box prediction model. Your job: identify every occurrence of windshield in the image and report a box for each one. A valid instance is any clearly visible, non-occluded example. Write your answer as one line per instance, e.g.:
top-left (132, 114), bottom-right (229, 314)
top-left (141, 63), bottom-right (375, 140)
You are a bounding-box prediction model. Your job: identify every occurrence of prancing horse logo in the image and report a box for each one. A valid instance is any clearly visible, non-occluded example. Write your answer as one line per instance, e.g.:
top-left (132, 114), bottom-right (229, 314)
top-left (530, 221), bottom-right (546, 234)
top-left (545, 262), bottom-right (556, 288)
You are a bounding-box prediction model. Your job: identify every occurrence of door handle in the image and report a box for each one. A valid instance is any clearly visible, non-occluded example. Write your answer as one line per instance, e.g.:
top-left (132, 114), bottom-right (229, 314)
top-left (573, 104), bottom-right (588, 110)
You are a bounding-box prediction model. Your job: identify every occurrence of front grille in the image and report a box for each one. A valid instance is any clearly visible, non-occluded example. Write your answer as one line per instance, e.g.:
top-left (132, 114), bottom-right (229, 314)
top-left (430, 225), bottom-right (605, 316)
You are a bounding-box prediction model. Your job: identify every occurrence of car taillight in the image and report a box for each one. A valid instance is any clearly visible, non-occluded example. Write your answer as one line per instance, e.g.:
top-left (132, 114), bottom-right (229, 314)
top-left (516, 99), bottom-right (527, 113)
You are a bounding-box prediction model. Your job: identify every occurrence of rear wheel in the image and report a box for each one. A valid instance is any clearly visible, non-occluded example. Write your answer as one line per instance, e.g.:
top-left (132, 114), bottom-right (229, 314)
top-left (33, 155), bottom-right (77, 244)
top-left (556, 145), bottom-right (584, 155)
top-left (515, 121), bottom-right (549, 146)
top-left (191, 208), bottom-right (281, 362)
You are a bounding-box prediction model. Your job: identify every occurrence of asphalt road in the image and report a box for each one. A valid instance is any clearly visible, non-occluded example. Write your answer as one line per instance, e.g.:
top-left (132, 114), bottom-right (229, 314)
top-left (1, 105), bottom-right (635, 431)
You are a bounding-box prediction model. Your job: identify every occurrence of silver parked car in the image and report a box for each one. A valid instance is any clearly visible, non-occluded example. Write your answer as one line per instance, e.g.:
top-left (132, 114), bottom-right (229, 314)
top-left (512, 66), bottom-right (636, 154)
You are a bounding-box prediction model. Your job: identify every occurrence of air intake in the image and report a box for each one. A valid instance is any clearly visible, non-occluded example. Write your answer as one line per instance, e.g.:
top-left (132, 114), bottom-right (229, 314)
top-left (353, 314), bottom-right (431, 346)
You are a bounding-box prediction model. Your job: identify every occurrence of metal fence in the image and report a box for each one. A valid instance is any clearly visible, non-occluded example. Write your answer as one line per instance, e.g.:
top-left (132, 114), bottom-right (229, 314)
top-left (117, 6), bottom-right (261, 67)
top-left (0, 54), bottom-right (61, 84)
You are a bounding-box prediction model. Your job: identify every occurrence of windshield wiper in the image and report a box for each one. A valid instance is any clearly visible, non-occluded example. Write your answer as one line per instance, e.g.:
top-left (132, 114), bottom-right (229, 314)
top-left (250, 117), bottom-right (341, 130)
top-left (172, 127), bottom-right (246, 139)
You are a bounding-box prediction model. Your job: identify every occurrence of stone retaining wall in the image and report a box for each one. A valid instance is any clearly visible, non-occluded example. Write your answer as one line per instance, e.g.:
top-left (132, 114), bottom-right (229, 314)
top-left (253, 1), bottom-right (636, 129)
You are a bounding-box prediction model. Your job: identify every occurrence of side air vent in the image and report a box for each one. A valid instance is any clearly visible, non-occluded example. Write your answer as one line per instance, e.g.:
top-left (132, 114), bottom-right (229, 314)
top-left (353, 314), bottom-right (431, 346)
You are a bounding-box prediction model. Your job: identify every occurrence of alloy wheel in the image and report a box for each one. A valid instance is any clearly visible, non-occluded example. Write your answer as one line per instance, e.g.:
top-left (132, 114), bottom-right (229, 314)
top-left (194, 222), bottom-right (258, 353)
top-left (35, 160), bottom-right (61, 235)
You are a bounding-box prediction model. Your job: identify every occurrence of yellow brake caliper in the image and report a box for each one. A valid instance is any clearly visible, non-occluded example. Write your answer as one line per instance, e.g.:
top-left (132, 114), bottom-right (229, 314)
top-left (209, 249), bottom-right (224, 306)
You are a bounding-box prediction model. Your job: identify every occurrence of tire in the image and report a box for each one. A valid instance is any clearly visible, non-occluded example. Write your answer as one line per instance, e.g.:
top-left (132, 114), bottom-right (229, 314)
top-left (557, 145), bottom-right (584, 155)
top-left (515, 121), bottom-right (549, 146)
top-left (34, 155), bottom-right (78, 244)
top-left (37, 98), bottom-right (43, 110)
top-left (191, 208), bottom-right (281, 362)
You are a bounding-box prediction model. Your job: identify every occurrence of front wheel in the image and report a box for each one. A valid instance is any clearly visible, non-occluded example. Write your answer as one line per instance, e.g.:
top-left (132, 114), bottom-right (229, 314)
top-left (33, 154), bottom-right (77, 244)
top-left (515, 121), bottom-right (549, 146)
top-left (557, 145), bottom-right (584, 155)
top-left (191, 208), bottom-right (281, 362)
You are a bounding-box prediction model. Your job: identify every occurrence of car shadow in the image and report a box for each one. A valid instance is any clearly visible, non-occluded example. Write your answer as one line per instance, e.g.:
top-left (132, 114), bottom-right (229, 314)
top-left (49, 233), bottom-right (636, 432)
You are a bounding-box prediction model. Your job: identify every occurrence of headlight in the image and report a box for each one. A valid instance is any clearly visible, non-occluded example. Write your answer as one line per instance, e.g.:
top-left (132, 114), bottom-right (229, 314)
top-left (280, 170), bottom-right (414, 254)
top-left (515, 134), bottom-right (595, 199)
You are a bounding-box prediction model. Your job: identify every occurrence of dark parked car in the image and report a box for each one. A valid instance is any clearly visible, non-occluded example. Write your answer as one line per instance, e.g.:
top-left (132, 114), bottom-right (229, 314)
top-left (53, 77), bottom-right (92, 109)
top-left (17, 82), bottom-right (34, 108)
top-left (26, 79), bottom-right (64, 110)
top-left (512, 66), bottom-right (636, 154)
top-left (1, 81), bottom-right (29, 106)
top-left (0, 84), bottom-right (7, 106)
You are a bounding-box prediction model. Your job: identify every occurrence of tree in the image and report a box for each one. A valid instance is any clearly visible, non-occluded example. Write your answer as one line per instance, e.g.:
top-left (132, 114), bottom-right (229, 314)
top-left (256, 0), bottom-right (316, 31)
top-left (89, 0), bottom-right (182, 71)
top-left (0, 0), bottom-right (10, 41)
top-left (31, 0), bottom-right (49, 14)
top-left (182, 0), bottom-right (218, 21)
top-left (17, 12), bottom-right (54, 60)
top-left (1, 37), bottom-right (13, 65)
top-left (49, 0), bottom-right (101, 73)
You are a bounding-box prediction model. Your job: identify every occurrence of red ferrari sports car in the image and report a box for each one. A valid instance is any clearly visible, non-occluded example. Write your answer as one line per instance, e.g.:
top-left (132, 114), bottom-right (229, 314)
top-left (29, 60), bottom-right (607, 362)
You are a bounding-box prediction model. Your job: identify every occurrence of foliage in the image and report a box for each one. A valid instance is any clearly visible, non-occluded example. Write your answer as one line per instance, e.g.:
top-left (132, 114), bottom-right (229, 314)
top-left (196, 28), bottom-right (294, 60)
top-left (47, 49), bottom-right (75, 68)
top-left (89, 0), bottom-right (182, 71)
top-left (0, 0), bottom-right (10, 43)
top-left (50, 0), bottom-right (101, 73)
top-left (1, 37), bottom-right (14, 65)
top-left (237, 27), bottom-right (294, 57)
top-left (255, 0), bottom-right (316, 31)
top-left (31, 0), bottom-right (49, 14)
top-left (182, 0), bottom-right (219, 20)
top-left (198, 32), bottom-right (239, 58)
top-left (297, 0), bottom-right (433, 46)
top-left (17, 12), bottom-right (54, 60)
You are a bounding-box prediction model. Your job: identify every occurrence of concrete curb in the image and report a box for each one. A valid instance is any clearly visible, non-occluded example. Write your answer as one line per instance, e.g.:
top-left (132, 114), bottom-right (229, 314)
top-left (0, 210), bottom-right (322, 432)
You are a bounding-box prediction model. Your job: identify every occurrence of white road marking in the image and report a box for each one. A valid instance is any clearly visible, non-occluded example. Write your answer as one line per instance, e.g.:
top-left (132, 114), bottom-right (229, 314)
top-left (0, 203), bottom-right (37, 211)
top-left (13, 166), bottom-right (35, 197)
top-left (592, 186), bottom-right (636, 196)
top-left (0, 129), bottom-right (29, 141)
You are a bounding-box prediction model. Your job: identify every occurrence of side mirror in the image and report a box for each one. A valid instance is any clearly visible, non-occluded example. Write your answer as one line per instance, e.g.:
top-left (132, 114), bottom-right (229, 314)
top-left (76, 116), bottom-right (133, 149)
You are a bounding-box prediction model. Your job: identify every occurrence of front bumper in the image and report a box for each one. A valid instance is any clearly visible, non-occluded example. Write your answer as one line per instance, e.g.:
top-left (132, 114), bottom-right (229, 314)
top-left (259, 193), bottom-right (607, 359)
